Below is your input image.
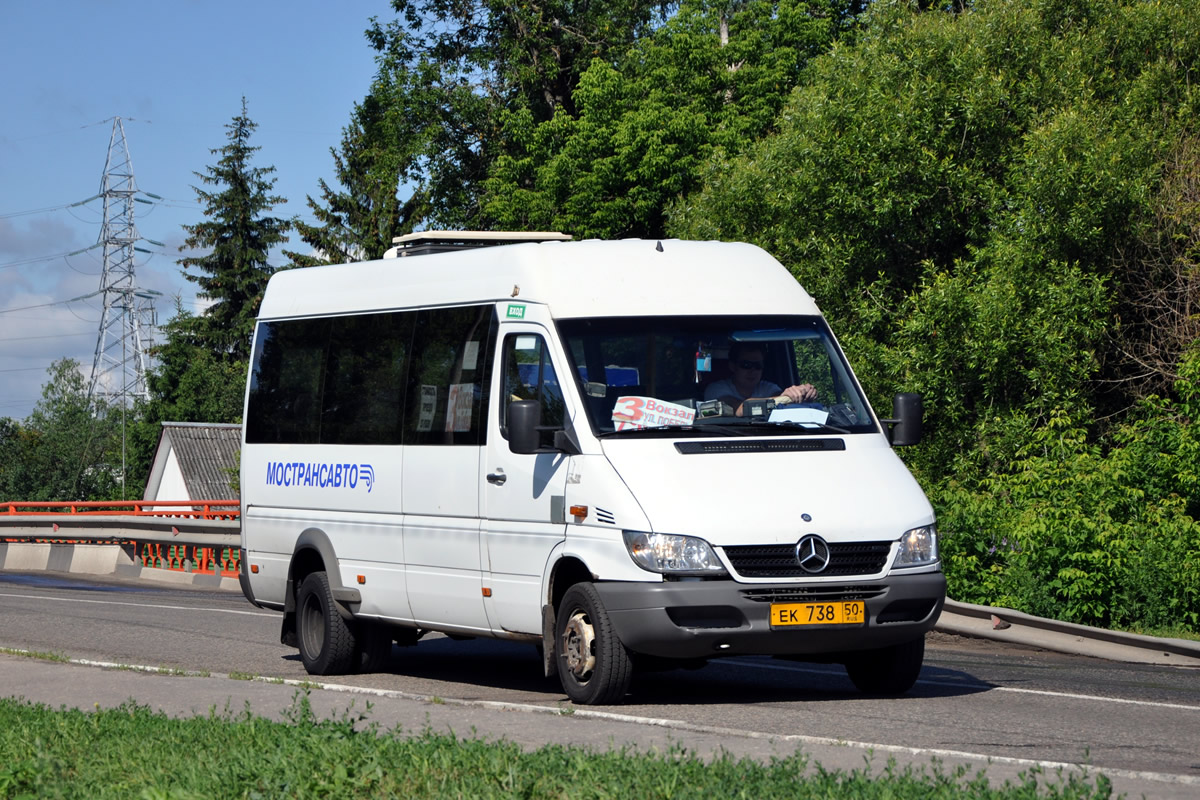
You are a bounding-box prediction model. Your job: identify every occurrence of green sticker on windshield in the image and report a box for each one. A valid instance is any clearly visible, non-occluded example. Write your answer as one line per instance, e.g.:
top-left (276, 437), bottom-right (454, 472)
top-left (506, 304), bottom-right (526, 319)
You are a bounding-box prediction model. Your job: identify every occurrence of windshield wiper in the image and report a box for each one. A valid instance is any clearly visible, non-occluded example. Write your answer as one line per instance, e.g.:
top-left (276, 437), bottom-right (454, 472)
top-left (751, 420), bottom-right (852, 435)
top-left (597, 425), bottom-right (742, 438)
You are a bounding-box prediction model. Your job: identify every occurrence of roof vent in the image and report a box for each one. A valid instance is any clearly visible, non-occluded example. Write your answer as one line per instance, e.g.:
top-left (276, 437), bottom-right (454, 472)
top-left (383, 230), bottom-right (571, 259)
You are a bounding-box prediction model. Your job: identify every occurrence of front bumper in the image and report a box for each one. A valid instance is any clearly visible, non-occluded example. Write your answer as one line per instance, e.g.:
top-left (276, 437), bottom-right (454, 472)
top-left (595, 570), bottom-right (946, 660)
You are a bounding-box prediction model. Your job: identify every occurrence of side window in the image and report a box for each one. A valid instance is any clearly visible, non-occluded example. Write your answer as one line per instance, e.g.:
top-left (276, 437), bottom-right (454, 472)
top-left (245, 318), bottom-right (329, 444)
top-left (404, 305), bottom-right (497, 445)
top-left (321, 312), bottom-right (414, 445)
top-left (502, 333), bottom-right (565, 445)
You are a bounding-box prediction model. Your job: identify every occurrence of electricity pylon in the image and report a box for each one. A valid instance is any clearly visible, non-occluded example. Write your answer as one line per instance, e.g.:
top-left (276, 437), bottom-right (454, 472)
top-left (88, 117), bottom-right (160, 409)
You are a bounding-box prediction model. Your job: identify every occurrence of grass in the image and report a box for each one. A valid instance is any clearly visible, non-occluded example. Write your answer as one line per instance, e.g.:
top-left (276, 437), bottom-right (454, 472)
top-left (0, 693), bottom-right (1115, 799)
top-left (0, 647), bottom-right (68, 663)
top-left (1123, 624), bottom-right (1200, 642)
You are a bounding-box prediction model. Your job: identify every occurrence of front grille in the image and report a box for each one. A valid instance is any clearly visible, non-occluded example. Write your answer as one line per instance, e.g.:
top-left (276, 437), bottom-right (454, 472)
top-left (723, 542), bottom-right (891, 578)
top-left (740, 585), bottom-right (886, 604)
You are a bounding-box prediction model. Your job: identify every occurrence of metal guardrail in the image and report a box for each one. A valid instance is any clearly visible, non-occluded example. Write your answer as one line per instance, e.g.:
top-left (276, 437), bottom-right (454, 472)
top-left (1, 500), bottom-right (241, 577)
top-left (936, 598), bottom-right (1200, 666)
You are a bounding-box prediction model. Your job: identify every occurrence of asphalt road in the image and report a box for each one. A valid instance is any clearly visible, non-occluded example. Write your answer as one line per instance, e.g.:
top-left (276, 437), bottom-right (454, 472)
top-left (2, 570), bottom-right (1199, 799)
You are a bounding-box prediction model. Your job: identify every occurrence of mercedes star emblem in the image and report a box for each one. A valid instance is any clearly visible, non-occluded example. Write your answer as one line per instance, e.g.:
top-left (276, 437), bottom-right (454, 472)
top-left (794, 534), bottom-right (831, 574)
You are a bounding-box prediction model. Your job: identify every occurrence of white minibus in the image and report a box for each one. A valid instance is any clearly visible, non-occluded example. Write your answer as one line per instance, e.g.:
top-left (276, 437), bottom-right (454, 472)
top-left (238, 232), bottom-right (944, 704)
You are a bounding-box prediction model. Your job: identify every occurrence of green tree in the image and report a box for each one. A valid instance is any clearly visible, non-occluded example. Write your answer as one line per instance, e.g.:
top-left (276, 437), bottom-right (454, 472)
top-left (0, 416), bottom-right (27, 500)
top-left (179, 98), bottom-right (289, 358)
top-left (937, 348), bottom-right (1200, 630)
top-left (671, 0), bottom-right (1200, 482)
top-left (125, 304), bottom-right (249, 494)
top-left (286, 88), bottom-right (423, 265)
top-left (291, 0), bottom-right (669, 260)
top-left (484, 0), bottom-right (866, 238)
top-left (125, 101), bottom-right (286, 492)
top-left (0, 360), bottom-right (122, 502)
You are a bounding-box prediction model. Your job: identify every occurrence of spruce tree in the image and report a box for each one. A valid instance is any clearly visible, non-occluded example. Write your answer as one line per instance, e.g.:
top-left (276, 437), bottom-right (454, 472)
top-left (179, 98), bottom-right (289, 360)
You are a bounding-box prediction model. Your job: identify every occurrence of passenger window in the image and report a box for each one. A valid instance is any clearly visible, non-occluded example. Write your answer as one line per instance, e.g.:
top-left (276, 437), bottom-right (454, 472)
top-left (321, 312), bottom-right (414, 445)
top-left (502, 334), bottom-right (565, 444)
top-left (245, 318), bottom-right (329, 445)
top-left (404, 305), bottom-right (497, 445)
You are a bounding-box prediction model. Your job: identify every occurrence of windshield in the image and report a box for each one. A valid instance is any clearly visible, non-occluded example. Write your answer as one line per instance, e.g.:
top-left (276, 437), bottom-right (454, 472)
top-left (557, 315), bottom-right (877, 436)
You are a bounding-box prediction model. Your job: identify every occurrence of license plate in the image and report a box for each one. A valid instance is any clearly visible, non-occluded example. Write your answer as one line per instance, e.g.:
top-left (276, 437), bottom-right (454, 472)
top-left (770, 601), bottom-right (866, 627)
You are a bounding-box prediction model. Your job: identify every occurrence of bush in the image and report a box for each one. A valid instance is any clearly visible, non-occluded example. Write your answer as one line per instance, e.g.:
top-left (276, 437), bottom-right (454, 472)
top-left (936, 351), bottom-right (1200, 631)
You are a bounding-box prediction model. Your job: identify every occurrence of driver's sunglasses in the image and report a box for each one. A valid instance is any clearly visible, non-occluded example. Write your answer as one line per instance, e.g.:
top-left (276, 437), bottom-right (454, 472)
top-left (736, 359), bottom-right (764, 370)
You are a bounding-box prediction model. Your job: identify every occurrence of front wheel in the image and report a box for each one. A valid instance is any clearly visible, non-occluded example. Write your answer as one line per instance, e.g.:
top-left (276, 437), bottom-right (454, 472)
top-left (297, 571), bottom-right (358, 675)
top-left (556, 583), bottom-right (633, 705)
top-left (844, 637), bottom-right (925, 695)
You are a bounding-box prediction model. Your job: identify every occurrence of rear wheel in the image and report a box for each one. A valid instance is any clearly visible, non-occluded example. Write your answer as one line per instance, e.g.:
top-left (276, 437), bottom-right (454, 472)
top-left (297, 571), bottom-right (358, 675)
top-left (556, 583), bottom-right (633, 705)
top-left (844, 637), bottom-right (925, 695)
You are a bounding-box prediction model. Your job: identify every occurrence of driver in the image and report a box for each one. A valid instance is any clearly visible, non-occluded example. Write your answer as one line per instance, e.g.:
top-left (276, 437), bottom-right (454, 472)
top-left (704, 342), bottom-right (817, 417)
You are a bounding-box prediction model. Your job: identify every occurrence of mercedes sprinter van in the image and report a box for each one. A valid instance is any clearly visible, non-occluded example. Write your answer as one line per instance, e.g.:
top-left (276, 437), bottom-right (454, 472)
top-left (238, 232), bottom-right (944, 704)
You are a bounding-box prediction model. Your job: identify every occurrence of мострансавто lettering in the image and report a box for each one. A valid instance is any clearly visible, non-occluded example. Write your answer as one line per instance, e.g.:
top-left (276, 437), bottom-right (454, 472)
top-left (265, 461), bottom-right (375, 492)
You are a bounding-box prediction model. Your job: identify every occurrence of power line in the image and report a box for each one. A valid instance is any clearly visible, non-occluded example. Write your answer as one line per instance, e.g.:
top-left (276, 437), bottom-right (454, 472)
top-left (1, 189), bottom-right (175, 220)
top-left (0, 243), bottom-right (101, 270)
top-left (0, 202), bottom-right (81, 220)
top-left (0, 331), bottom-right (93, 343)
top-left (3, 117), bottom-right (124, 144)
top-left (0, 289), bottom-right (104, 315)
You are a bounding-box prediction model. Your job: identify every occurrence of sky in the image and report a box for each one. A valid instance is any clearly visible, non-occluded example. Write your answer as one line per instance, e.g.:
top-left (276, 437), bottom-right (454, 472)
top-left (0, 0), bottom-right (389, 422)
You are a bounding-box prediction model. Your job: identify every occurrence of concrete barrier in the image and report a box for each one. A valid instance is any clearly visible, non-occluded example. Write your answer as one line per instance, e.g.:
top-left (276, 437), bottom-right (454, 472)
top-left (0, 542), bottom-right (135, 574)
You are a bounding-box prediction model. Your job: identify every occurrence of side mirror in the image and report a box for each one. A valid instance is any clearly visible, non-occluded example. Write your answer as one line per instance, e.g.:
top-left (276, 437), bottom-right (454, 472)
top-left (508, 400), bottom-right (541, 454)
top-left (888, 393), bottom-right (923, 447)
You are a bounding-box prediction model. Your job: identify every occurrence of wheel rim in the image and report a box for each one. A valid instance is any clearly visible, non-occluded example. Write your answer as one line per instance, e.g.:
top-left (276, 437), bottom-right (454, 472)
top-left (299, 590), bottom-right (324, 659)
top-left (561, 608), bottom-right (596, 682)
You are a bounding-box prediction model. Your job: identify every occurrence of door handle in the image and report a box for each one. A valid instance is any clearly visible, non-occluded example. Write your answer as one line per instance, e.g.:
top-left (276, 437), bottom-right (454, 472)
top-left (487, 471), bottom-right (507, 485)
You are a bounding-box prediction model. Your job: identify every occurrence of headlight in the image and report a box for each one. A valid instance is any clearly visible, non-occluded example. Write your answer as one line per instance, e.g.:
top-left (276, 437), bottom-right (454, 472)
top-left (623, 531), bottom-right (727, 576)
top-left (895, 524), bottom-right (938, 567)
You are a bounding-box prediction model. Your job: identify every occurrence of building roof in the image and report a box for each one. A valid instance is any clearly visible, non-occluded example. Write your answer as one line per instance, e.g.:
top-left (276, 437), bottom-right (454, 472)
top-left (143, 422), bottom-right (241, 502)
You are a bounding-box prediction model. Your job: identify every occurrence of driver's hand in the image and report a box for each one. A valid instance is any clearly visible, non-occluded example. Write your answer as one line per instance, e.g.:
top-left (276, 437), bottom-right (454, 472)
top-left (782, 384), bottom-right (818, 403)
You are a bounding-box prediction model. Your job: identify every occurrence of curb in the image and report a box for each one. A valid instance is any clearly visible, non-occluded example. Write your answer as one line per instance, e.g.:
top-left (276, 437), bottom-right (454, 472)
top-left (936, 599), bottom-right (1200, 667)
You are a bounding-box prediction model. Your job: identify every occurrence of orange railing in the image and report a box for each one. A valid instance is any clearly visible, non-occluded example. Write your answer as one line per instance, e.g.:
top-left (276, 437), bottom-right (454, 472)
top-left (1, 500), bottom-right (241, 577)
top-left (131, 541), bottom-right (243, 577)
top-left (2, 499), bottom-right (240, 520)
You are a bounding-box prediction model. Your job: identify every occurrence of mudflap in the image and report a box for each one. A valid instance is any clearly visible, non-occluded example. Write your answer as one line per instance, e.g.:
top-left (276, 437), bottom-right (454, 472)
top-left (541, 603), bottom-right (557, 679)
top-left (280, 610), bottom-right (298, 648)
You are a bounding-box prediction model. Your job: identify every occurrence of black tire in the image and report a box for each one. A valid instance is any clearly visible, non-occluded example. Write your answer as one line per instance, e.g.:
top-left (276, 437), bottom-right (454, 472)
top-left (357, 621), bottom-right (394, 673)
top-left (844, 637), bottom-right (925, 695)
top-left (556, 583), bottom-right (633, 705)
top-left (297, 571), bottom-right (358, 675)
